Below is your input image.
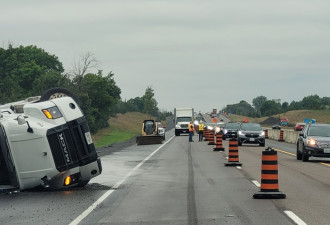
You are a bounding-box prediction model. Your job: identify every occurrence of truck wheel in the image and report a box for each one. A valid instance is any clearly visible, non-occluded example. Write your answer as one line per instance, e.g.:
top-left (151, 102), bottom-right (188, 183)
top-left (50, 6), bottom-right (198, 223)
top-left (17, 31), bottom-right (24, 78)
top-left (40, 87), bottom-right (79, 103)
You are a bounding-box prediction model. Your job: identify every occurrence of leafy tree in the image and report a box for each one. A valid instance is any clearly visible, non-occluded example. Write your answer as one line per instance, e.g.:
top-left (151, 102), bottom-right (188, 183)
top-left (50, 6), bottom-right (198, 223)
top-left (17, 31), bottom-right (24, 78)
top-left (76, 71), bottom-right (121, 133)
top-left (0, 44), bottom-right (64, 103)
top-left (260, 100), bottom-right (282, 116)
top-left (142, 87), bottom-right (158, 116)
top-left (282, 102), bottom-right (289, 111)
top-left (252, 96), bottom-right (267, 117)
top-left (321, 97), bottom-right (330, 109)
top-left (301, 95), bottom-right (323, 110)
top-left (225, 100), bottom-right (256, 117)
top-left (127, 97), bottom-right (144, 112)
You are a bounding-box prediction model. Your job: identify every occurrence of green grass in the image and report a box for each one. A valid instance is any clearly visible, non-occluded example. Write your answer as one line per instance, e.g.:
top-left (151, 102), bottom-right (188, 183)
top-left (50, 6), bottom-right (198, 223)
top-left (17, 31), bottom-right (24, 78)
top-left (92, 112), bottom-right (155, 148)
top-left (93, 129), bottom-right (137, 148)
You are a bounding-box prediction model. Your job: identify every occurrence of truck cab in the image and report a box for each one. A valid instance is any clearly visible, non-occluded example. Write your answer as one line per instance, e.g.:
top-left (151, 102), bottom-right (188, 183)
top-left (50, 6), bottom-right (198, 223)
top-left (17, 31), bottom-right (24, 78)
top-left (0, 89), bottom-right (102, 192)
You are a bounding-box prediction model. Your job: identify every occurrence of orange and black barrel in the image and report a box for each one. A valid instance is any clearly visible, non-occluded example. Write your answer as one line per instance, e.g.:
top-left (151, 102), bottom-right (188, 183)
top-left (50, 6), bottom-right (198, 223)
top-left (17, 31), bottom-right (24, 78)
top-left (253, 148), bottom-right (286, 199)
top-left (213, 133), bottom-right (225, 151)
top-left (278, 130), bottom-right (284, 142)
top-left (225, 138), bottom-right (242, 166)
top-left (203, 130), bottom-right (210, 141)
top-left (208, 130), bottom-right (215, 145)
top-left (264, 129), bottom-right (269, 139)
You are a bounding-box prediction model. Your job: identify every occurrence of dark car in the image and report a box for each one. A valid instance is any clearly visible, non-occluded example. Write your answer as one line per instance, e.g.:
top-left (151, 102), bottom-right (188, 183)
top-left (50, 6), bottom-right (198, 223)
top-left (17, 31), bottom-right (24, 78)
top-left (238, 123), bottom-right (265, 146)
top-left (294, 122), bottom-right (306, 131)
top-left (272, 124), bottom-right (281, 130)
top-left (222, 122), bottom-right (240, 140)
top-left (297, 123), bottom-right (330, 162)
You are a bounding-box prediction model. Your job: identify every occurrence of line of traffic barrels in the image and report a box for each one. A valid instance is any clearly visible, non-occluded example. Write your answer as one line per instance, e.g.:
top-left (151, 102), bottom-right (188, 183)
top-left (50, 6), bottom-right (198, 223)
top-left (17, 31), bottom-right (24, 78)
top-left (201, 130), bottom-right (285, 199)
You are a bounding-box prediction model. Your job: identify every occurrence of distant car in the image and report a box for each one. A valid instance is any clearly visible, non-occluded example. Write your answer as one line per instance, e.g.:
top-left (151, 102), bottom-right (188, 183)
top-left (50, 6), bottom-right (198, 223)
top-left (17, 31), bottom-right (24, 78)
top-left (238, 123), bottom-right (265, 146)
top-left (294, 122), bottom-right (306, 131)
top-left (204, 122), bottom-right (221, 133)
top-left (222, 122), bottom-right (240, 140)
top-left (157, 122), bottom-right (166, 140)
top-left (272, 124), bottom-right (281, 130)
top-left (297, 123), bottom-right (330, 162)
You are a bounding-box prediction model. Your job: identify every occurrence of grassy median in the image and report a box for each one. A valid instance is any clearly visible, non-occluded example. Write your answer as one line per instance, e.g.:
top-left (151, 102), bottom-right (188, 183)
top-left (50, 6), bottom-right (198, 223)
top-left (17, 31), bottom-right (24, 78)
top-left (92, 112), bottom-right (154, 148)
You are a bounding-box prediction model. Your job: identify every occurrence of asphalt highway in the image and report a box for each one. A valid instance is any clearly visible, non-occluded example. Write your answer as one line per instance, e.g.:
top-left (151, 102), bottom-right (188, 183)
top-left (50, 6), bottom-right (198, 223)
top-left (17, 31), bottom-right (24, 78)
top-left (1, 128), bottom-right (330, 224)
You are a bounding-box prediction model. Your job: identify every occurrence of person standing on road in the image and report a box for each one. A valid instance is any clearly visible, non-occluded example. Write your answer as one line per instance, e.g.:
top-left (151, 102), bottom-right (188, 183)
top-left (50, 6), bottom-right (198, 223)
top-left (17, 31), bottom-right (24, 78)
top-left (198, 121), bottom-right (204, 142)
top-left (189, 121), bottom-right (194, 142)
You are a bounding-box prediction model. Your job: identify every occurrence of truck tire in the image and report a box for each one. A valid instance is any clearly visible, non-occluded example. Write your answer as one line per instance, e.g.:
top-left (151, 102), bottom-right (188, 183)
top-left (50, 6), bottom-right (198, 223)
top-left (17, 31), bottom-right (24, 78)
top-left (40, 87), bottom-right (79, 104)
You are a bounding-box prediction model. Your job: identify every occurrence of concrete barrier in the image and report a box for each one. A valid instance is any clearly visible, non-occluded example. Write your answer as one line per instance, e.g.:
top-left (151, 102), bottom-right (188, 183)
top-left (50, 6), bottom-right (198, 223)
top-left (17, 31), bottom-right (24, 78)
top-left (266, 129), bottom-right (299, 144)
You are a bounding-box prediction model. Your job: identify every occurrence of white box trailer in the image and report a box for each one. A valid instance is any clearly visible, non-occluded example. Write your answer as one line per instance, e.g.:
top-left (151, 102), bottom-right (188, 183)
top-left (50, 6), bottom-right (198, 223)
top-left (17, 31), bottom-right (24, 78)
top-left (174, 108), bottom-right (194, 136)
top-left (0, 88), bottom-right (102, 192)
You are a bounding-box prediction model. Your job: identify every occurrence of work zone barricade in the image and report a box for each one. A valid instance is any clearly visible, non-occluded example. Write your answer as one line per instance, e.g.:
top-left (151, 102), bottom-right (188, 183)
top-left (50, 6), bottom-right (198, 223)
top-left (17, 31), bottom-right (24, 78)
top-left (253, 148), bottom-right (286, 199)
top-left (225, 138), bottom-right (242, 166)
top-left (278, 130), bottom-right (284, 142)
top-left (203, 130), bottom-right (210, 141)
top-left (264, 129), bottom-right (269, 139)
top-left (208, 130), bottom-right (215, 145)
top-left (213, 133), bottom-right (225, 151)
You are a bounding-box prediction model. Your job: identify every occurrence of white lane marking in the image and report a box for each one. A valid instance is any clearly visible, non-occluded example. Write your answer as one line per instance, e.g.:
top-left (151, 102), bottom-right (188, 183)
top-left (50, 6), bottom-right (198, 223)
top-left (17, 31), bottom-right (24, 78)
top-left (69, 135), bottom-right (176, 225)
top-left (284, 211), bottom-right (307, 225)
top-left (251, 180), bottom-right (261, 187)
top-left (236, 166), bottom-right (242, 170)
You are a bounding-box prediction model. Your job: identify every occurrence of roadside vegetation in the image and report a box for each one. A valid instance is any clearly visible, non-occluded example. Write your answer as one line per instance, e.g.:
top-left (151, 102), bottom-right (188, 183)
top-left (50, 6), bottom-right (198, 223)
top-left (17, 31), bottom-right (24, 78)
top-left (0, 44), bottom-right (172, 135)
top-left (229, 109), bottom-right (330, 127)
top-left (92, 112), bottom-right (154, 148)
top-left (223, 95), bottom-right (330, 118)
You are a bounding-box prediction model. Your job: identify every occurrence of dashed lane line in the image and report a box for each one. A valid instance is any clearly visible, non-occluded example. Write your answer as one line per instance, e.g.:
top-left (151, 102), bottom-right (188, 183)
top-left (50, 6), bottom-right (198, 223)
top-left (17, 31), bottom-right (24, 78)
top-left (69, 135), bottom-right (176, 225)
top-left (284, 211), bottom-right (308, 225)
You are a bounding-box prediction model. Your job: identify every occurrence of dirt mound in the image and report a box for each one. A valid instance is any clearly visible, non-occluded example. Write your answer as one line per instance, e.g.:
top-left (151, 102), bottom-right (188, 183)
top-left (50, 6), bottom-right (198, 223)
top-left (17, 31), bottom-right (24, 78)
top-left (260, 117), bottom-right (280, 125)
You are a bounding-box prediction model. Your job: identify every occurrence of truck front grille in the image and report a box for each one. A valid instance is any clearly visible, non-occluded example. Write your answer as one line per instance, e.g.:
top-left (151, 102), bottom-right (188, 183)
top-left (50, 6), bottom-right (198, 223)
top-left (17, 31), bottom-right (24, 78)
top-left (47, 117), bottom-right (98, 172)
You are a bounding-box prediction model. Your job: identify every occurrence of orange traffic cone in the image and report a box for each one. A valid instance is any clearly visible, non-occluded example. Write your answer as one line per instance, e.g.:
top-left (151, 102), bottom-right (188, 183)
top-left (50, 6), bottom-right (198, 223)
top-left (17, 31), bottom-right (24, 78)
top-left (225, 138), bottom-right (242, 166)
top-left (213, 133), bottom-right (225, 151)
top-left (253, 148), bottom-right (286, 199)
top-left (203, 130), bottom-right (210, 141)
top-left (208, 130), bottom-right (215, 145)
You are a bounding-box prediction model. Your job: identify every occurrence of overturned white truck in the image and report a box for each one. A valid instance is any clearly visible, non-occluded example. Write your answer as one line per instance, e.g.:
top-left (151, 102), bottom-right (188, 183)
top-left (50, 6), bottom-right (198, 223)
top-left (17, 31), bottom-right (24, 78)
top-left (0, 88), bottom-right (102, 192)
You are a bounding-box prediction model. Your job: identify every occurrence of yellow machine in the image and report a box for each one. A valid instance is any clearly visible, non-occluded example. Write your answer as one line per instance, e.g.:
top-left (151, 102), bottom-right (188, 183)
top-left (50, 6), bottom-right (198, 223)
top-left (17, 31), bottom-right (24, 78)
top-left (136, 120), bottom-right (163, 145)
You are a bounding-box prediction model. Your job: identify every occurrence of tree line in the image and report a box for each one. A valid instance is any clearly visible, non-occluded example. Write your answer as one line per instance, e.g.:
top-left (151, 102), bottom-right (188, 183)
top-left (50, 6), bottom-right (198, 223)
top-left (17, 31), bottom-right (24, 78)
top-left (0, 44), bottom-right (171, 133)
top-left (223, 95), bottom-right (330, 118)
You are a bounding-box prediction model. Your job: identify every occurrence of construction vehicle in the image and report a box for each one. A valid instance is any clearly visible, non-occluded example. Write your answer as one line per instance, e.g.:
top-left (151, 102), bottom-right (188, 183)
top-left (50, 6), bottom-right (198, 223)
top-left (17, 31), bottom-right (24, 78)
top-left (136, 120), bottom-right (163, 145)
top-left (0, 88), bottom-right (102, 192)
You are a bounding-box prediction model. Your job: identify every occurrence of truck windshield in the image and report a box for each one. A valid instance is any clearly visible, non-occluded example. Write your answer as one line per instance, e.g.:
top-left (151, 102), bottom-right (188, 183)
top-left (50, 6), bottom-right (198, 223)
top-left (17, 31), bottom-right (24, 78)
top-left (177, 117), bottom-right (192, 122)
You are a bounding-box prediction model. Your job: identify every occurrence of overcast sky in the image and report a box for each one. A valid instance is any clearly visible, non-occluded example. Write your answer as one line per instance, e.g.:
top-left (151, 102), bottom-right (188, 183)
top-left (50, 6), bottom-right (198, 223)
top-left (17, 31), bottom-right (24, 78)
top-left (1, 0), bottom-right (330, 113)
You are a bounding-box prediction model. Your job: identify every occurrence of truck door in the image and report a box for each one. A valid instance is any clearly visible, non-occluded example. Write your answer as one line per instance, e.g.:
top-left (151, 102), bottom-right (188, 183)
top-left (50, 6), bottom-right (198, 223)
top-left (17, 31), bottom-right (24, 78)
top-left (0, 126), bottom-right (19, 190)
